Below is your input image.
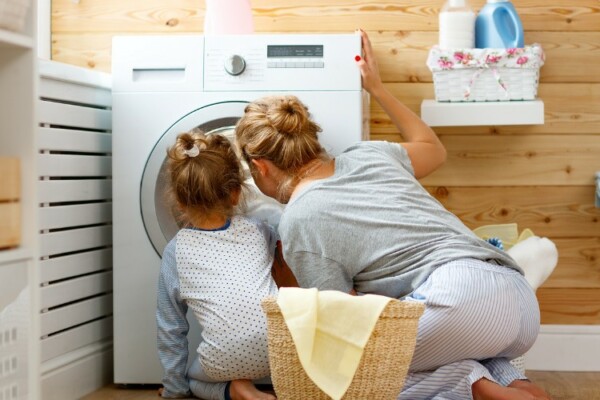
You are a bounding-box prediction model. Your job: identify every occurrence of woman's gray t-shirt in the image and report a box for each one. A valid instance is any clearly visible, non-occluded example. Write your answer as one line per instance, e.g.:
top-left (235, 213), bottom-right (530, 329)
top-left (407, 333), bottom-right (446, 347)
top-left (278, 141), bottom-right (522, 299)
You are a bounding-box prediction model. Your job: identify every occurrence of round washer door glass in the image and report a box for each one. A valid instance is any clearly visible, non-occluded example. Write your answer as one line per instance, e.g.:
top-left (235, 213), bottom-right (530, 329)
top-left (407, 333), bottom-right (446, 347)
top-left (140, 101), bottom-right (284, 256)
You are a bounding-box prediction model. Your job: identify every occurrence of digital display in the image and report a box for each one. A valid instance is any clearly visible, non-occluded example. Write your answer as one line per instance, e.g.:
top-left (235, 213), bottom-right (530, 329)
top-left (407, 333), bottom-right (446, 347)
top-left (267, 45), bottom-right (324, 58)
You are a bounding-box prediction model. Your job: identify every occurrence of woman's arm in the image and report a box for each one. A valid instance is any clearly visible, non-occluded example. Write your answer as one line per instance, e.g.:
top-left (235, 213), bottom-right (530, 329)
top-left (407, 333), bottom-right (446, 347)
top-left (355, 29), bottom-right (447, 179)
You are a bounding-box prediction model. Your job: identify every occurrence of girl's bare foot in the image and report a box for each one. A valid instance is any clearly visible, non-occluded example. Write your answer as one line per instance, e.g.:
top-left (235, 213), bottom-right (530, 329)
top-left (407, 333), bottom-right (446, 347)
top-left (509, 379), bottom-right (551, 399)
top-left (157, 387), bottom-right (164, 397)
top-left (229, 379), bottom-right (277, 400)
top-left (472, 378), bottom-right (538, 400)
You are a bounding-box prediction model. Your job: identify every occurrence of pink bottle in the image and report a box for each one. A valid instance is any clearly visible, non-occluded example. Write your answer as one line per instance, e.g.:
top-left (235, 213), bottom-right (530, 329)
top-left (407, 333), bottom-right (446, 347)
top-left (204, 0), bottom-right (255, 34)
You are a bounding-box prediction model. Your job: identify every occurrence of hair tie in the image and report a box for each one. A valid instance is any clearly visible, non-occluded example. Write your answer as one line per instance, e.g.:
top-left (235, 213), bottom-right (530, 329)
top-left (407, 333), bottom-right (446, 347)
top-left (183, 144), bottom-right (200, 158)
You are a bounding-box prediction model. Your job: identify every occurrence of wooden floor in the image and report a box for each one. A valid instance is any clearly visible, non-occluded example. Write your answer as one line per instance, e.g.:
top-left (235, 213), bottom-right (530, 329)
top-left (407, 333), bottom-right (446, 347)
top-left (82, 371), bottom-right (600, 399)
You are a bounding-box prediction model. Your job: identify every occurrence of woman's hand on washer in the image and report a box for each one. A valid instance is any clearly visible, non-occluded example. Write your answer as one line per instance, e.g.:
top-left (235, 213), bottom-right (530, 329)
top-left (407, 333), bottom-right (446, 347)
top-left (355, 29), bottom-right (385, 97)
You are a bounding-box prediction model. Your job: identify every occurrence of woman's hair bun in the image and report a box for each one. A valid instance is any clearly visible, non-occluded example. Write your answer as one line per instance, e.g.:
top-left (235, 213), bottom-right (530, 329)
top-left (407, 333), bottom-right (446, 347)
top-left (268, 96), bottom-right (309, 135)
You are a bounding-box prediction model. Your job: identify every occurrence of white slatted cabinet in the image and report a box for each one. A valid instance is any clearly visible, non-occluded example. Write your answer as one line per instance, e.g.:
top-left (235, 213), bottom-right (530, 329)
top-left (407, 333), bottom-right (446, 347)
top-left (37, 60), bottom-right (112, 400)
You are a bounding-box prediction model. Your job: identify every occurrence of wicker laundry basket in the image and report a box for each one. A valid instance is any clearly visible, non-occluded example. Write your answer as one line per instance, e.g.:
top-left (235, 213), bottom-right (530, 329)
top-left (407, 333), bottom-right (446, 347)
top-left (262, 297), bottom-right (425, 400)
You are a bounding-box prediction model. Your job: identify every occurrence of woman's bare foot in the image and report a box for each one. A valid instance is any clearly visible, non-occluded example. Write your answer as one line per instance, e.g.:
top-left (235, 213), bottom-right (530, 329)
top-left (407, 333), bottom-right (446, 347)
top-left (509, 379), bottom-right (551, 399)
top-left (229, 379), bottom-right (277, 400)
top-left (472, 378), bottom-right (538, 400)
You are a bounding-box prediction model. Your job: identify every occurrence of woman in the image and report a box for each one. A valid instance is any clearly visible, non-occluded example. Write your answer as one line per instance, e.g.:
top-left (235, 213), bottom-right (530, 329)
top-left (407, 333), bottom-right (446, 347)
top-left (235, 30), bottom-right (549, 400)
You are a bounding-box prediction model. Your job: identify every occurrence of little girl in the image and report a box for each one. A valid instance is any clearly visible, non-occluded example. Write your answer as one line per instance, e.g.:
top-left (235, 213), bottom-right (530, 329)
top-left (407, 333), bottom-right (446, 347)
top-left (156, 130), bottom-right (278, 400)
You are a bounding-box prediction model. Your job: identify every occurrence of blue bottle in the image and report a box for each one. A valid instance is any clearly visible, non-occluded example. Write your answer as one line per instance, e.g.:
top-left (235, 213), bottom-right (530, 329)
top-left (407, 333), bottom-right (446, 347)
top-left (475, 0), bottom-right (524, 48)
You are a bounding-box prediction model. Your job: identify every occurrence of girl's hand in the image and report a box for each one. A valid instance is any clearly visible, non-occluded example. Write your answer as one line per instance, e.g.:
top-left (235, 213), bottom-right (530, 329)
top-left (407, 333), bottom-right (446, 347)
top-left (355, 29), bottom-right (385, 96)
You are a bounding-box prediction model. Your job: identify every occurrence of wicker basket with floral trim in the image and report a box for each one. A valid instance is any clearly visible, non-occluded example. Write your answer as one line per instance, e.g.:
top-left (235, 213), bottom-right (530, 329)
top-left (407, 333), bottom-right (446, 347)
top-left (427, 44), bottom-right (545, 102)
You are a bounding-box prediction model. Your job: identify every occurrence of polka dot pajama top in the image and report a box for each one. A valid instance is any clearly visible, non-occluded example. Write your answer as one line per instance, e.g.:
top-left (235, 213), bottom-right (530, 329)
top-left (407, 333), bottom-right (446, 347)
top-left (157, 216), bottom-right (278, 395)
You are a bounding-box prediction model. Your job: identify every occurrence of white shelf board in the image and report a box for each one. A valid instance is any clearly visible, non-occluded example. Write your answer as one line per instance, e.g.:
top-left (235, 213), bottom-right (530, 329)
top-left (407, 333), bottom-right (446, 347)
top-left (0, 29), bottom-right (33, 50)
top-left (420, 99), bottom-right (544, 127)
top-left (39, 59), bottom-right (112, 90)
top-left (0, 247), bottom-right (32, 266)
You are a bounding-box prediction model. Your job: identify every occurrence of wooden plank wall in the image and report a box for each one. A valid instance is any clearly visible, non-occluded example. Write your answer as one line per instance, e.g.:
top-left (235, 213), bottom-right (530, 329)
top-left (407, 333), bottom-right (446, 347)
top-left (51, 0), bottom-right (600, 325)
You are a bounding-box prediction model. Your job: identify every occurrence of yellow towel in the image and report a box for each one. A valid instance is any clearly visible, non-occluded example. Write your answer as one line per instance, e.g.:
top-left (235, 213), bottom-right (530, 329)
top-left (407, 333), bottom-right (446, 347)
top-left (276, 287), bottom-right (392, 400)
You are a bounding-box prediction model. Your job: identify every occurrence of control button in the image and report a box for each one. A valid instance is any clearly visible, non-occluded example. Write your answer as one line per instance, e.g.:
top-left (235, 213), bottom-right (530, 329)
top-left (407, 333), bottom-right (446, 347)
top-left (224, 55), bottom-right (246, 76)
top-left (314, 62), bottom-right (324, 68)
top-left (267, 62), bottom-right (277, 68)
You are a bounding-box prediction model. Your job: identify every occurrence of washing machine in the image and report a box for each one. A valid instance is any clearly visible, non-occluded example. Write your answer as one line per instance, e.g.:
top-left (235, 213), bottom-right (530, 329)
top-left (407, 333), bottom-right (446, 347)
top-left (112, 34), bottom-right (368, 383)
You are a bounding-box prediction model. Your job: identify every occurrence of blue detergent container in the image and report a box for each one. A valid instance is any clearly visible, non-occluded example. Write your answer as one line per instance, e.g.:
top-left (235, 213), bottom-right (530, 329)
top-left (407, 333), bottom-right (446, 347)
top-left (475, 0), bottom-right (524, 48)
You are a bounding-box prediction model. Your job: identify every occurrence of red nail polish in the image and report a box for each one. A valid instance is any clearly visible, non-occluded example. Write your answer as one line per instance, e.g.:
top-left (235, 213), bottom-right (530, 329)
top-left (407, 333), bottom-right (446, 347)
top-left (355, 55), bottom-right (362, 62)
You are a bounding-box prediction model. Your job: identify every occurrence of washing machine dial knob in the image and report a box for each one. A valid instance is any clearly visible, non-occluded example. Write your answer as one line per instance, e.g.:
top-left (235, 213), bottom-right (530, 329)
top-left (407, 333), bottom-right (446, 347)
top-left (224, 55), bottom-right (246, 76)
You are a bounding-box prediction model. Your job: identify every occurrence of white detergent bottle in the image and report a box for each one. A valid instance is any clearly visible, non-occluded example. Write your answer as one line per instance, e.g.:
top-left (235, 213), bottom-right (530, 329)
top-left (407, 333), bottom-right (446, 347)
top-left (475, 0), bottom-right (524, 48)
top-left (438, 0), bottom-right (476, 49)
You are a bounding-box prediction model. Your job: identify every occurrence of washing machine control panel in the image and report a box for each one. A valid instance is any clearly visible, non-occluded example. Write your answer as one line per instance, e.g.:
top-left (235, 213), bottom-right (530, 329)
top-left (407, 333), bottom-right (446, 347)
top-left (204, 34), bottom-right (361, 92)
top-left (266, 44), bottom-right (324, 69)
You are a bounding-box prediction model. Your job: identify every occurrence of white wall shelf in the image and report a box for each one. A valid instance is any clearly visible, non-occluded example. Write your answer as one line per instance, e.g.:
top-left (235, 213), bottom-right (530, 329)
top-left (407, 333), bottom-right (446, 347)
top-left (0, 28), bottom-right (34, 49)
top-left (420, 99), bottom-right (544, 127)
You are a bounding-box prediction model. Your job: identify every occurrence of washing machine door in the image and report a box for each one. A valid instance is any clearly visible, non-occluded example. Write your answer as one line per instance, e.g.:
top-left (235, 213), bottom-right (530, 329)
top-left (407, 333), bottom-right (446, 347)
top-left (141, 101), bottom-right (284, 256)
